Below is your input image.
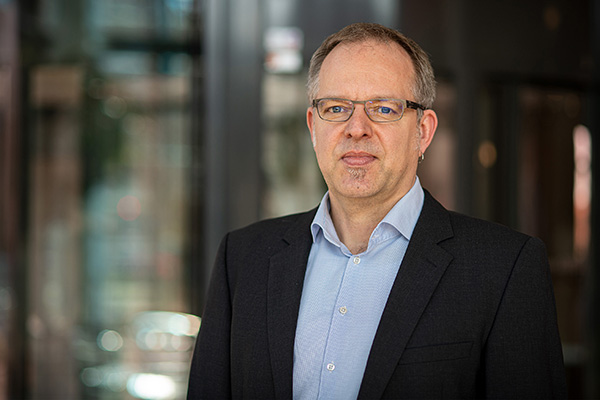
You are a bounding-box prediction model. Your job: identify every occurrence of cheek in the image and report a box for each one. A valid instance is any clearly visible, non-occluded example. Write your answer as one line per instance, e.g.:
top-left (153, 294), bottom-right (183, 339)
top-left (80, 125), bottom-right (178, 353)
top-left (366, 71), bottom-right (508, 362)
top-left (397, 127), bottom-right (421, 152)
top-left (312, 129), bottom-right (336, 155)
top-left (384, 135), bottom-right (419, 163)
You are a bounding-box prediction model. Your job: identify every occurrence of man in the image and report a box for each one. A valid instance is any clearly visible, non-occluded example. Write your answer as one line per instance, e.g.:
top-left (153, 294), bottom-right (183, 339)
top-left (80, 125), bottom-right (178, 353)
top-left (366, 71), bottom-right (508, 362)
top-left (188, 22), bottom-right (567, 399)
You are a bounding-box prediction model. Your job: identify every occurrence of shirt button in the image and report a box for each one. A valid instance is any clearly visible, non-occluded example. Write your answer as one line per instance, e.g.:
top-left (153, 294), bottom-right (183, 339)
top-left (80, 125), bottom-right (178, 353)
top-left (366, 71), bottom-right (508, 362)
top-left (339, 306), bottom-right (347, 315)
top-left (326, 363), bottom-right (335, 371)
top-left (353, 256), bottom-right (360, 265)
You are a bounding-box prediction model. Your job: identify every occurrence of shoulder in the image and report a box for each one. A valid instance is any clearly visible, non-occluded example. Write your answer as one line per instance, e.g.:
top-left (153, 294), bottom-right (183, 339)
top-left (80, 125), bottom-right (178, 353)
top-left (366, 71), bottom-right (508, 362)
top-left (228, 209), bottom-right (316, 240)
top-left (447, 210), bottom-right (530, 245)
top-left (214, 209), bottom-right (316, 285)
top-left (447, 209), bottom-right (548, 260)
top-left (420, 193), bottom-right (550, 298)
top-left (422, 191), bottom-right (543, 257)
top-left (221, 208), bottom-right (316, 256)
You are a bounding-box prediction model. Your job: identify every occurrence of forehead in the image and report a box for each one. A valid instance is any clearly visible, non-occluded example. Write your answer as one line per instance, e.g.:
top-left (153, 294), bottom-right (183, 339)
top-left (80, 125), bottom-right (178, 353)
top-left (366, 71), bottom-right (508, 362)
top-left (318, 39), bottom-right (415, 99)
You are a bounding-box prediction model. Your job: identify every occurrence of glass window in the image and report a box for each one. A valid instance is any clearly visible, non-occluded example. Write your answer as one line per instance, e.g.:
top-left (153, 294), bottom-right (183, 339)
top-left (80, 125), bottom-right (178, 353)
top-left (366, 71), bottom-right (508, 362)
top-left (18, 0), bottom-right (201, 398)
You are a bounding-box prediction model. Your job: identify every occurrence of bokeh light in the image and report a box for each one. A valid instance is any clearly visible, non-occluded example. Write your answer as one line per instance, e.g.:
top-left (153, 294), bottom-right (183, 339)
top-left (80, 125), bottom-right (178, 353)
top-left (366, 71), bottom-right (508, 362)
top-left (477, 140), bottom-right (498, 169)
top-left (117, 195), bottom-right (142, 221)
top-left (97, 329), bottom-right (124, 352)
top-left (127, 373), bottom-right (176, 399)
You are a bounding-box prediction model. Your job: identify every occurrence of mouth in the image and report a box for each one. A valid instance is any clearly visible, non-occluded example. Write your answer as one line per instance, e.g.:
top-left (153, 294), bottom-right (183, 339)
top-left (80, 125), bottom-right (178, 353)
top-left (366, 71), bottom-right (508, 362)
top-left (341, 151), bottom-right (376, 167)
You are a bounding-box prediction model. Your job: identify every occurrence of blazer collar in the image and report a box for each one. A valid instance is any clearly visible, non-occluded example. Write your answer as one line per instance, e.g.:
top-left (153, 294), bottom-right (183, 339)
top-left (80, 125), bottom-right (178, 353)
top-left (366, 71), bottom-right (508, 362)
top-left (358, 191), bottom-right (454, 399)
top-left (266, 209), bottom-right (316, 399)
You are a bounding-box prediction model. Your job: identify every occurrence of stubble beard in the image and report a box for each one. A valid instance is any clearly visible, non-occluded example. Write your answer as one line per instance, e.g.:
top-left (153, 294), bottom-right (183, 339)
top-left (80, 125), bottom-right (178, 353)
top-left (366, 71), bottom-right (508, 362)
top-left (347, 167), bottom-right (367, 181)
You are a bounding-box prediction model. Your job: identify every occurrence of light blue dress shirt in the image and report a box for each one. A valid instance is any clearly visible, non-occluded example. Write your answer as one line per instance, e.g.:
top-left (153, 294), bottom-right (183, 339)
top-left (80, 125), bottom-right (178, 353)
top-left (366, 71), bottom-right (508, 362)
top-left (293, 178), bottom-right (424, 400)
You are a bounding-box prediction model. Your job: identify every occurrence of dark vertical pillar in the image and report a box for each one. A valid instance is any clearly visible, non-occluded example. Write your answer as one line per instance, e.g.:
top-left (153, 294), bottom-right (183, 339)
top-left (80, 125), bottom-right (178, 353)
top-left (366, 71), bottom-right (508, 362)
top-left (187, 0), bottom-right (205, 316)
top-left (446, 0), bottom-right (476, 215)
top-left (495, 83), bottom-right (520, 227)
top-left (202, 0), bottom-right (263, 305)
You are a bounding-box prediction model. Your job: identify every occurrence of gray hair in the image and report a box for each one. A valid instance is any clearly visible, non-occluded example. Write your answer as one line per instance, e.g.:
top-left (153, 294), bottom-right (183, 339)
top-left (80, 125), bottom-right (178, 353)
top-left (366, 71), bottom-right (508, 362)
top-left (307, 22), bottom-right (436, 115)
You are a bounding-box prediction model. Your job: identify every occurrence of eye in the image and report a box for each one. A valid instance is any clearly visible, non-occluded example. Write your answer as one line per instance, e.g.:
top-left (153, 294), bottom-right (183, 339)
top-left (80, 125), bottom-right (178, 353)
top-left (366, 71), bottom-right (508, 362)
top-left (373, 105), bottom-right (399, 116)
top-left (317, 99), bottom-right (353, 121)
top-left (322, 103), bottom-right (351, 114)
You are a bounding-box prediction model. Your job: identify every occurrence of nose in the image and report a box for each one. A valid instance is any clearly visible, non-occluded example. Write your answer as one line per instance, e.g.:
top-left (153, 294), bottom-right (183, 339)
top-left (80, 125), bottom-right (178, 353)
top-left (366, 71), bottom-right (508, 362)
top-left (344, 104), bottom-right (373, 139)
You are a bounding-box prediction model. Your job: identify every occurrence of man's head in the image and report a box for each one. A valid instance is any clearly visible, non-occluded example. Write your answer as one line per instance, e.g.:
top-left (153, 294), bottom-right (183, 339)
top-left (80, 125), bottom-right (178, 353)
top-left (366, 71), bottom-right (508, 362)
top-left (307, 23), bottom-right (436, 113)
top-left (306, 23), bottom-right (438, 208)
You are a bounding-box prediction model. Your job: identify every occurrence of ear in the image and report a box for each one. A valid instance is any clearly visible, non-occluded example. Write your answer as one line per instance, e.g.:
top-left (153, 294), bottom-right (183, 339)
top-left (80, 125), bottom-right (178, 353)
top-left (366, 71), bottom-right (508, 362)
top-left (418, 109), bottom-right (438, 154)
top-left (306, 106), bottom-right (317, 147)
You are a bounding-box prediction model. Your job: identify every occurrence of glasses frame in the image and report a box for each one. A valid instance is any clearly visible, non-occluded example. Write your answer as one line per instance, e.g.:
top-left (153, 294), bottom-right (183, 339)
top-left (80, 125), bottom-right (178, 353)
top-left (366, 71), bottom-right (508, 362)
top-left (312, 98), bottom-right (428, 123)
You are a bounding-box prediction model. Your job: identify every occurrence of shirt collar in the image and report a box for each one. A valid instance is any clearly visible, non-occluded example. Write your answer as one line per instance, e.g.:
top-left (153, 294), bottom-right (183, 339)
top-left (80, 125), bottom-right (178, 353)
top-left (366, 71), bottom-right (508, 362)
top-left (310, 177), bottom-right (424, 246)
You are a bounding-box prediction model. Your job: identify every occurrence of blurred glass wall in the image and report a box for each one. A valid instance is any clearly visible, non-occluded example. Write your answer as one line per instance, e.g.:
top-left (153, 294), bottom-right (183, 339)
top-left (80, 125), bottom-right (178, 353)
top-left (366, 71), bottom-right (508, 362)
top-left (2, 0), bottom-right (202, 398)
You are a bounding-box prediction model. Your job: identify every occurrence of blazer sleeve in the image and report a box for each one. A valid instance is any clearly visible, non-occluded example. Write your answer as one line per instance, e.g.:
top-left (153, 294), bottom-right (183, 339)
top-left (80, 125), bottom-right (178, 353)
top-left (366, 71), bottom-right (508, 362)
top-left (187, 234), bottom-right (232, 399)
top-left (483, 237), bottom-right (567, 399)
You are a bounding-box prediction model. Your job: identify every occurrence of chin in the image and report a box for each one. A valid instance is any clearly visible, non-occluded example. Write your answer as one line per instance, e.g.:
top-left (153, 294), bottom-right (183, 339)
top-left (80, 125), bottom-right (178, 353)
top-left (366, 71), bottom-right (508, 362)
top-left (336, 184), bottom-right (378, 199)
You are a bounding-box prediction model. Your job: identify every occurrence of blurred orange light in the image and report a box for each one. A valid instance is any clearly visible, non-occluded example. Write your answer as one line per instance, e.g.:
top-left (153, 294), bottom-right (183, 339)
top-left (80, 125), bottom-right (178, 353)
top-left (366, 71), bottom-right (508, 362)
top-left (477, 140), bottom-right (497, 168)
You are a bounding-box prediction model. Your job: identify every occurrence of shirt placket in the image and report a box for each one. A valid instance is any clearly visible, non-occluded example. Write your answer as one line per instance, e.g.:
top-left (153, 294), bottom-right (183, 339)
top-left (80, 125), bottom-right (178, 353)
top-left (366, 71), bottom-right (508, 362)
top-left (317, 253), bottom-right (363, 397)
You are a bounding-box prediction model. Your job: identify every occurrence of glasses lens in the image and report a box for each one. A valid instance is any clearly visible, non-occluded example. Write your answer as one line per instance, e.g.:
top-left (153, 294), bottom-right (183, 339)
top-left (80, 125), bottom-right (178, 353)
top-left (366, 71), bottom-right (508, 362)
top-left (317, 99), bottom-right (353, 121)
top-left (365, 99), bottom-right (405, 122)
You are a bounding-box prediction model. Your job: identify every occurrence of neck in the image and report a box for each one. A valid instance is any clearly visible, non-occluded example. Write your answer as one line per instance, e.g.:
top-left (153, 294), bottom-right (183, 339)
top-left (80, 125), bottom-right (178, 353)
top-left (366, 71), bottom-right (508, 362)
top-left (329, 191), bottom-right (406, 255)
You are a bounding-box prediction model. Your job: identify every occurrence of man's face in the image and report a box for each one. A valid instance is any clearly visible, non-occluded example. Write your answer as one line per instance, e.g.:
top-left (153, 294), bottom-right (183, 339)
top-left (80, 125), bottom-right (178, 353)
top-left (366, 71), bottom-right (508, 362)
top-left (307, 40), bottom-right (436, 207)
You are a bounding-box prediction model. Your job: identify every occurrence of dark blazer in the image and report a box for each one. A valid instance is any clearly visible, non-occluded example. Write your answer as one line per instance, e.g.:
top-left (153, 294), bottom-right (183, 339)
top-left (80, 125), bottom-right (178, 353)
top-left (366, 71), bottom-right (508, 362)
top-left (188, 191), bottom-right (567, 399)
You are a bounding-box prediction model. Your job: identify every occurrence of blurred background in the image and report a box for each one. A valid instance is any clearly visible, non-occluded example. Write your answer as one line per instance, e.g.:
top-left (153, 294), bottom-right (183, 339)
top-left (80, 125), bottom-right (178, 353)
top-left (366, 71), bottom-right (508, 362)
top-left (0, 0), bottom-right (598, 398)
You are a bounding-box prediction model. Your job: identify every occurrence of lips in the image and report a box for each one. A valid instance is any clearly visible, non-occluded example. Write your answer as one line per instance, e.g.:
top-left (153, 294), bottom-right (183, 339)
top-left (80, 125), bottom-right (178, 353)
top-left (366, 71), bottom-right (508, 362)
top-left (341, 151), bottom-right (376, 166)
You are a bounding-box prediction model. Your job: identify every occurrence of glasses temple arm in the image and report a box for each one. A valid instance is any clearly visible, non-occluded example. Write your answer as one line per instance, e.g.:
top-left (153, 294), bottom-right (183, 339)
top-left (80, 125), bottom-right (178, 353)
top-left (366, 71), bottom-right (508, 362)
top-left (406, 100), bottom-right (428, 110)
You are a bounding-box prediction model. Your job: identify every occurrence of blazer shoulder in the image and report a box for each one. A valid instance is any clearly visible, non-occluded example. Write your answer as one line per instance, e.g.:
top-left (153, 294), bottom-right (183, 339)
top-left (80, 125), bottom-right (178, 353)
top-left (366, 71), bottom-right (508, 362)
top-left (422, 191), bottom-right (536, 254)
top-left (225, 208), bottom-right (317, 252)
top-left (447, 210), bottom-right (531, 245)
top-left (442, 210), bottom-right (549, 268)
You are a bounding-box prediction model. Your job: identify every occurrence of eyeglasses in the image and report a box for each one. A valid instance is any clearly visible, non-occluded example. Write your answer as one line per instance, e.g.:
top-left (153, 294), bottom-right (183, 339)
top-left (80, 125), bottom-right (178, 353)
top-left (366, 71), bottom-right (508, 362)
top-left (312, 98), bottom-right (427, 123)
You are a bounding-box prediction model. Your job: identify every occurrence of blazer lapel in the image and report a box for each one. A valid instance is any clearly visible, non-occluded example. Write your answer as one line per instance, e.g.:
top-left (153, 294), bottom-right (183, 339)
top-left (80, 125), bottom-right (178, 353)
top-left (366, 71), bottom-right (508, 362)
top-left (358, 192), bottom-right (454, 399)
top-left (266, 210), bottom-right (316, 400)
